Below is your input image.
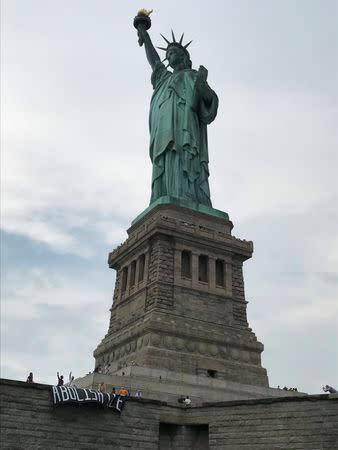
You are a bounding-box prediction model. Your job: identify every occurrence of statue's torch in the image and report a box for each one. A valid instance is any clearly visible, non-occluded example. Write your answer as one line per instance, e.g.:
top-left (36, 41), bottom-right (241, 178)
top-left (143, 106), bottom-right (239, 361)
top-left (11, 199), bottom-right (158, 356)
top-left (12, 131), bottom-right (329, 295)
top-left (133, 9), bottom-right (153, 46)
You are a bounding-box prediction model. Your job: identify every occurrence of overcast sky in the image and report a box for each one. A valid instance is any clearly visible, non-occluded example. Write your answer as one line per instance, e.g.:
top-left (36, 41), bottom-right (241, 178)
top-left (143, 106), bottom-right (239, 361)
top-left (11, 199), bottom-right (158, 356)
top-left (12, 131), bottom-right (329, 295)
top-left (1, 0), bottom-right (337, 393)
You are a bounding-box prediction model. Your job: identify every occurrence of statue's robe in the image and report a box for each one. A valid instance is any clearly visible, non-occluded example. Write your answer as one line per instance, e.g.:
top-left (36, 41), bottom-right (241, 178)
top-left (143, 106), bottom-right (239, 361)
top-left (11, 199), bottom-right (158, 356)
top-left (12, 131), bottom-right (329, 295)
top-left (149, 63), bottom-right (218, 207)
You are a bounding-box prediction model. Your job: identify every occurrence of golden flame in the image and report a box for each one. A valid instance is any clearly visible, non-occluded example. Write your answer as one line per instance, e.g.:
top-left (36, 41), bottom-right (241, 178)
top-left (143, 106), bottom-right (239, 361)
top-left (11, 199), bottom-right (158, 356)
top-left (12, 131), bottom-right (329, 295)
top-left (137, 8), bottom-right (153, 17)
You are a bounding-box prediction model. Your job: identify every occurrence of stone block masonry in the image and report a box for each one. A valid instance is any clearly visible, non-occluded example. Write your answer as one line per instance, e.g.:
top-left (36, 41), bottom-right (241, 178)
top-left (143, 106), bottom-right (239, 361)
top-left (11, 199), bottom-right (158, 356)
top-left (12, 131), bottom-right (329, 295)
top-left (94, 204), bottom-right (268, 387)
top-left (189, 396), bottom-right (338, 449)
top-left (1, 379), bottom-right (338, 449)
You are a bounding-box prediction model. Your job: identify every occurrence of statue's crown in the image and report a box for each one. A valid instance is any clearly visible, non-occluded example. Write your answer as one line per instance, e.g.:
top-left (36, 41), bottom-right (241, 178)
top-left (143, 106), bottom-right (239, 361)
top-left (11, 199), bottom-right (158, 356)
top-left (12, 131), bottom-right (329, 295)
top-left (157, 30), bottom-right (192, 55)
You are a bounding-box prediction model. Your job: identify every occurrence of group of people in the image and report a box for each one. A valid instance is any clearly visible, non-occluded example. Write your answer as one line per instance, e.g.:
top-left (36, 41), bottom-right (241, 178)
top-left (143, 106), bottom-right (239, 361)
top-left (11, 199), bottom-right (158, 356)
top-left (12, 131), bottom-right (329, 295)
top-left (96, 383), bottom-right (141, 398)
top-left (25, 371), bottom-right (75, 386)
top-left (26, 370), bottom-right (143, 398)
top-left (276, 384), bottom-right (338, 394)
top-left (277, 386), bottom-right (298, 392)
top-left (57, 372), bottom-right (75, 387)
top-left (56, 372), bottom-right (143, 398)
top-left (26, 370), bottom-right (338, 400)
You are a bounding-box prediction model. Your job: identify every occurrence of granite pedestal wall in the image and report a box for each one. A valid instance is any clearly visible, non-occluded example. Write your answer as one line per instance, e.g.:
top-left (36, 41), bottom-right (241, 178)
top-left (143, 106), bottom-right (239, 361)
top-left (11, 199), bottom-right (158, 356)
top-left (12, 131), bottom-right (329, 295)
top-left (74, 369), bottom-right (303, 405)
top-left (94, 204), bottom-right (268, 388)
top-left (1, 379), bottom-right (337, 450)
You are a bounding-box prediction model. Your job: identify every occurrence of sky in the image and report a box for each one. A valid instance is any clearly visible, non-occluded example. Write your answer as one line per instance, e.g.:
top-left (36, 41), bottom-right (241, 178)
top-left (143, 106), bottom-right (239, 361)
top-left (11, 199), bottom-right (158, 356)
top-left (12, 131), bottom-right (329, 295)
top-left (1, 0), bottom-right (337, 393)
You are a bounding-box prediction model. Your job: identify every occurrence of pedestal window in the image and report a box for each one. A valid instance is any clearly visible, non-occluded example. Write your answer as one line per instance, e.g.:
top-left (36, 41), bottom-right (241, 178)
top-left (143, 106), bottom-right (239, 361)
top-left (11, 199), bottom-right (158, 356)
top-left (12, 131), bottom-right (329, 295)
top-left (181, 250), bottom-right (192, 279)
top-left (198, 255), bottom-right (208, 282)
top-left (216, 259), bottom-right (225, 287)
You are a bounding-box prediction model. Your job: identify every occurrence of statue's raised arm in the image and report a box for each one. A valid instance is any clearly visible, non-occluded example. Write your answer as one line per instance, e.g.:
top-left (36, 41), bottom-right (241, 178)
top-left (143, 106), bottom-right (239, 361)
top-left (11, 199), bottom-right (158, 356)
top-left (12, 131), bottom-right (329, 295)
top-left (133, 10), bottom-right (218, 209)
top-left (134, 10), bottom-right (160, 70)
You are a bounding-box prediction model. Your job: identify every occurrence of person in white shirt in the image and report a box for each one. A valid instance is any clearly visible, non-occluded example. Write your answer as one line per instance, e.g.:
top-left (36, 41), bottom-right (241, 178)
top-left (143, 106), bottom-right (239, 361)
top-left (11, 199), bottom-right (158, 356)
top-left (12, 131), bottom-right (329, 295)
top-left (66, 372), bottom-right (75, 387)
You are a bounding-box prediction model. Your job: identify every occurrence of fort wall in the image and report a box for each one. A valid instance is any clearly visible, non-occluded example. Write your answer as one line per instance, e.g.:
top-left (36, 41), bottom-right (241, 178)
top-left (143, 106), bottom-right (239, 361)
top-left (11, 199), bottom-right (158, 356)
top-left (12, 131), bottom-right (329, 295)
top-left (1, 379), bottom-right (337, 449)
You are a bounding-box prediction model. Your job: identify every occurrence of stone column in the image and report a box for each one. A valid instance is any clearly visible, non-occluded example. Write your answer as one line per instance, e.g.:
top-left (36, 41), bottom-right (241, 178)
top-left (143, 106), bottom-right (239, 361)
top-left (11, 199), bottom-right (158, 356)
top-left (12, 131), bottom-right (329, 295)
top-left (225, 262), bottom-right (232, 297)
top-left (209, 256), bottom-right (216, 289)
top-left (135, 258), bottom-right (140, 287)
top-left (174, 248), bottom-right (181, 284)
top-left (191, 252), bottom-right (199, 287)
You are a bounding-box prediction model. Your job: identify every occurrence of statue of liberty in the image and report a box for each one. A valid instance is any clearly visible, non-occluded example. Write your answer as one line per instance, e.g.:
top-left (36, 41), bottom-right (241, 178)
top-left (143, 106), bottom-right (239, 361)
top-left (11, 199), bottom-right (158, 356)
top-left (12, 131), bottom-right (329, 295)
top-left (134, 10), bottom-right (218, 208)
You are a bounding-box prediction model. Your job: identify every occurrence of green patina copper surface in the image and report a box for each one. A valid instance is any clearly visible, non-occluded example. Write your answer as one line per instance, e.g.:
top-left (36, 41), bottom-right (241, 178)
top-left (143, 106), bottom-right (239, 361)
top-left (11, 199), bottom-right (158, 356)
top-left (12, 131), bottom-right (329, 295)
top-left (133, 15), bottom-right (228, 223)
top-left (131, 196), bottom-right (229, 226)
top-left (149, 63), bottom-right (218, 207)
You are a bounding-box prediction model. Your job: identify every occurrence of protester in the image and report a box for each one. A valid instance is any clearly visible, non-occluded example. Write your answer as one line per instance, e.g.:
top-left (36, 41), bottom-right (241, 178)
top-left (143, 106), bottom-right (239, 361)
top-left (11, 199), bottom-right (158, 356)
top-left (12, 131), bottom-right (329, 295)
top-left (57, 372), bottom-right (64, 386)
top-left (111, 387), bottom-right (116, 395)
top-left (26, 372), bottom-right (33, 383)
top-left (323, 385), bottom-right (337, 394)
top-left (118, 387), bottom-right (129, 396)
top-left (98, 382), bottom-right (106, 392)
top-left (67, 372), bottom-right (75, 387)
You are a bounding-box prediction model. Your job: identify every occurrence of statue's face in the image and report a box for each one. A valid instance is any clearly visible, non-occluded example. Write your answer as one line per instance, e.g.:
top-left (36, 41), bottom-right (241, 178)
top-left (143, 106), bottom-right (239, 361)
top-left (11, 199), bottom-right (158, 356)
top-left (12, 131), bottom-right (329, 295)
top-left (167, 46), bottom-right (185, 68)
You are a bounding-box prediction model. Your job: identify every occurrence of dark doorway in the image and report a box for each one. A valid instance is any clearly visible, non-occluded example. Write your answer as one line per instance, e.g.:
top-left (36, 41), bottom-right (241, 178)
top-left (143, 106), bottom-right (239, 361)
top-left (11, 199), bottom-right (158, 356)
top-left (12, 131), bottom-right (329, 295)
top-left (207, 369), bottom-right (217, 378)
top-left (159, 423), bottom-right (209, 450)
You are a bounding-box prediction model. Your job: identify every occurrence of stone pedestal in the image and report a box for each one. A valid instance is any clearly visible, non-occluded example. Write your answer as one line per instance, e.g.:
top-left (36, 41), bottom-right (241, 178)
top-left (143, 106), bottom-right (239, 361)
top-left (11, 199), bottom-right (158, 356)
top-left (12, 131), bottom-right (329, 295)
top-left (93, 204), bottom-right (269, 388)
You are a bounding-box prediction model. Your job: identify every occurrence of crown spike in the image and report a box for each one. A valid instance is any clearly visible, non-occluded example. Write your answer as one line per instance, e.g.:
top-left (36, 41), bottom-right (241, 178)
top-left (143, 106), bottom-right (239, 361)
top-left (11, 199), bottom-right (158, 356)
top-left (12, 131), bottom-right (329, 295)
top-left (160, 34), bottom-right (170, 44)
top-left (157, 46), bottom-right (168, 51)
top-left (179, 33), bottom-right (184, 45)
top-left (171, 29), bottom-right (177, 42)
top-left (184, 40), bottom-right (193, 49)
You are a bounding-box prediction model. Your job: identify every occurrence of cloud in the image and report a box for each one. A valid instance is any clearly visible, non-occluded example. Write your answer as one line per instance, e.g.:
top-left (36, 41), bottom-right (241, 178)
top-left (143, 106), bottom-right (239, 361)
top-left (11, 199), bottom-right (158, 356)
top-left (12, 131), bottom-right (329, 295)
top-left (2, 266), bottom-right (112, 316)
top-left (1, 95), bottom-right (148, 253)
top-left (280, 294), bottom-right (338, 326)
top-left (1, 266), bottom-right (112, 384)
top-left (210, 86), bottom-right (337, 220)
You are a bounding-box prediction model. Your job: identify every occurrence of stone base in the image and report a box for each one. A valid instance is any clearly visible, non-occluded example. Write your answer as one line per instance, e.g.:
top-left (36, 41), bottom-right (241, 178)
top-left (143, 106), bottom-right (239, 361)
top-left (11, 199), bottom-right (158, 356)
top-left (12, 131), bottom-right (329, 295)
top-left (131, 196), bottom-right (230, 226)
top-left (74, 366), bottom-right (305, 406)
top-left (94, 203), bottom-right (269, 391)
